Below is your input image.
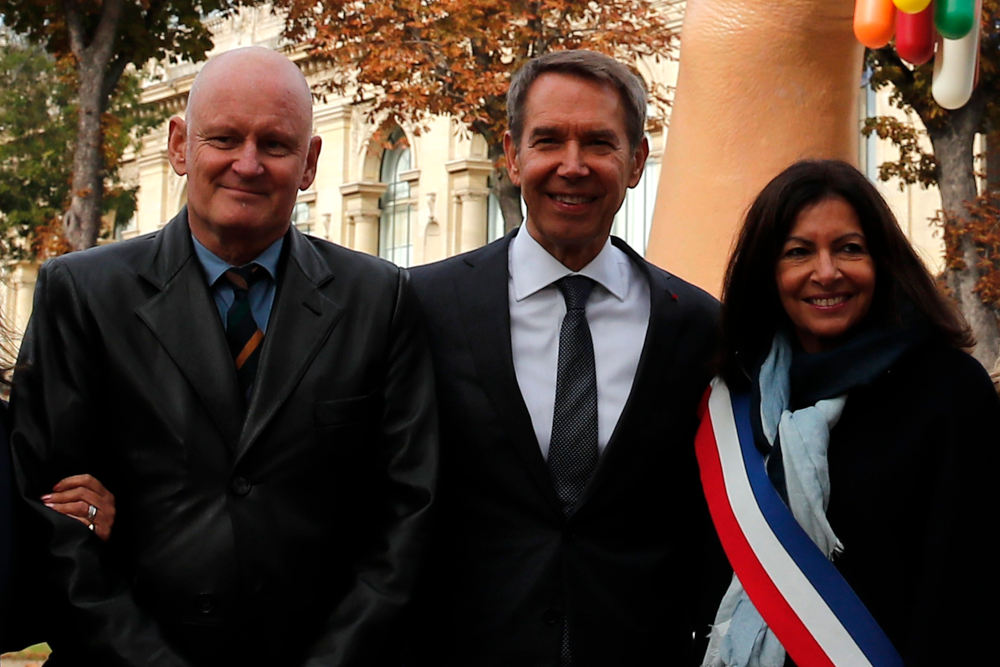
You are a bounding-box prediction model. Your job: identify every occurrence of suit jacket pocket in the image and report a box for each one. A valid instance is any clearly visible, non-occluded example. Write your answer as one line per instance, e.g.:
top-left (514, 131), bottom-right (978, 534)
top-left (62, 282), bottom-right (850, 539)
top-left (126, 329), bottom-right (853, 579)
top-left (313, 394), bottom-right (381, 486)
top-left (314, 392), bottom-right (380, 428)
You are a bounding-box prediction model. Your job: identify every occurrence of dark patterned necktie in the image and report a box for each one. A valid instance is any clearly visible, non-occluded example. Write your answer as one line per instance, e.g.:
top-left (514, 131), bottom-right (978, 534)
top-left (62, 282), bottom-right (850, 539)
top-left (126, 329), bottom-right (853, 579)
top-left (223, 264), bottom-right (265, 400)
top-left (548, 275), bottom-right (598, 666)
top-left (548, 275), bottom-right (599, 514)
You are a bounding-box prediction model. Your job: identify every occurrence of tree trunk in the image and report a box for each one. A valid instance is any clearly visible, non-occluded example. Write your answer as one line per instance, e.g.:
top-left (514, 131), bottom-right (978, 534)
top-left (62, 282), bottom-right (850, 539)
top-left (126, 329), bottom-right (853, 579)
top-left (987, 128), bottom-right (1000, 193)
top-left (488, 142), bottom-right (523, 232)
top-left (64, 58), bottom-right (105, 251)
top-left (62, 0), bottom-right (123, 251)
top-left (931, 97), bottom-right (1000, 368)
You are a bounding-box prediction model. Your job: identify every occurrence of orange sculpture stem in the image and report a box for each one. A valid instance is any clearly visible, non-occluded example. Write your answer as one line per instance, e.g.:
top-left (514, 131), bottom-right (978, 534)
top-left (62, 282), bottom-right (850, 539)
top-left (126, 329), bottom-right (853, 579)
top-left (647, 0), bottom-right (864, 294)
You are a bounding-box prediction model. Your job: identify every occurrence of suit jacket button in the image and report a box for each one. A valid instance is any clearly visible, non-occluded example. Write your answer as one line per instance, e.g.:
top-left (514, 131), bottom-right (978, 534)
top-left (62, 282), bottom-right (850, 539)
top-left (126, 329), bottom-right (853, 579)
top-left (542, 608), bottom-right (562, 625)
top-left (196, 593), bottom-right (216, 614)
top-left (230, 476), bottom-right (252, 496)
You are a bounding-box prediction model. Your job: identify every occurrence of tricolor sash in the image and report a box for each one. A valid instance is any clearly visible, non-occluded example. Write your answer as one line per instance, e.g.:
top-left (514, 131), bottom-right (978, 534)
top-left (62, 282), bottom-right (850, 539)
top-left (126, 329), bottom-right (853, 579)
top-left (696, 377), bottom-right (903, 667)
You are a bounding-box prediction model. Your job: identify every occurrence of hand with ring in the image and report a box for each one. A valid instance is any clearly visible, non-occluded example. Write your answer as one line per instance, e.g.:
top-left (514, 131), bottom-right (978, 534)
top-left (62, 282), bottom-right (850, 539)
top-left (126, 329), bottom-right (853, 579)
top-left (41, 473), bottom-right (117, 542)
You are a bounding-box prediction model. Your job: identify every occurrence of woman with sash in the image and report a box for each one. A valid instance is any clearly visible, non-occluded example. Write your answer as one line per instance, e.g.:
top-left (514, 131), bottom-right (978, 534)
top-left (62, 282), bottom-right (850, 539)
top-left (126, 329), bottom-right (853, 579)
top-left (699, 159), bottom-right (1000, 666)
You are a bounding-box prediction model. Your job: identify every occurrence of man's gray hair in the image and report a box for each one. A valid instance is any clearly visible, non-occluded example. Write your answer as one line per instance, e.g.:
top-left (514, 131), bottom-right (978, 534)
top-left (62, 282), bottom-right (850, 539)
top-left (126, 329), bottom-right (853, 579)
top-left (506, 49), bottom-right (648, 150)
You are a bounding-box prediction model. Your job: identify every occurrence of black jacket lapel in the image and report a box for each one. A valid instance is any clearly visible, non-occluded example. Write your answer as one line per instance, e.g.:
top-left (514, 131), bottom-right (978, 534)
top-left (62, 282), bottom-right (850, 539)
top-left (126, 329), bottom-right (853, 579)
top-left (236, 227), bottom-right (343, 462)
top-left (578, 237), bottom-right (685, 506)
top-left (135, 209), bottom-right (244, 448)
top-left (457, 234), bottom-right (561, 509)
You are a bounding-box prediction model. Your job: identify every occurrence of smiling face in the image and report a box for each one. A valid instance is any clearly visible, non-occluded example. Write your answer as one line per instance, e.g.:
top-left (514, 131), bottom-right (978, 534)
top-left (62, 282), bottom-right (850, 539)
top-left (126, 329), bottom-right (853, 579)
top-left (504, 72), bottom-right (648, 271)
top-left (168, 48), bottom-right (321, 265)
top-left (775, 196), bottom-right (876, 353)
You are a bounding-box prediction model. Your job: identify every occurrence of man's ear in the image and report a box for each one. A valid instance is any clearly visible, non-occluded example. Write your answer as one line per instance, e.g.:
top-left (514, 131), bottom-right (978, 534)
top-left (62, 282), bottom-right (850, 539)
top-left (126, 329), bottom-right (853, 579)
top-left (628, 135), bottom-right (650, 189)
top-left (503, 131), bottom-right (521, 187)
top-left (167, 116), bottom-right (188, 176)
top-left (299, 135), bottom-right (322, 190)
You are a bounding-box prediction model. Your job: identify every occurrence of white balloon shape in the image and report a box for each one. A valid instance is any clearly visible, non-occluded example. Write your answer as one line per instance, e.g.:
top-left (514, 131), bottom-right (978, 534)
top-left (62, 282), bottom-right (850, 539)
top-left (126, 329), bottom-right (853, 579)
top-left (932, 0), bottom-right (981, 109)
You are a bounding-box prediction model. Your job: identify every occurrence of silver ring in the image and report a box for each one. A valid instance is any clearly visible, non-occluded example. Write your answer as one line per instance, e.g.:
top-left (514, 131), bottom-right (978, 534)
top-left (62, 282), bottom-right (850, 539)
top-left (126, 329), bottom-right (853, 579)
top-left (87, 504), bottom-right (97, 520)
top-left (88, 522), bottom-right (95, 532)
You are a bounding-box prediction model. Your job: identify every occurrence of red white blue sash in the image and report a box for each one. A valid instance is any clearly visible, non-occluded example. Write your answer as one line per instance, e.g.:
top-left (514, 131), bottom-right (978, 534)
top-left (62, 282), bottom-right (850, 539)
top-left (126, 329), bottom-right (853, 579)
top-left (695, 378), bottom-right (903, 667)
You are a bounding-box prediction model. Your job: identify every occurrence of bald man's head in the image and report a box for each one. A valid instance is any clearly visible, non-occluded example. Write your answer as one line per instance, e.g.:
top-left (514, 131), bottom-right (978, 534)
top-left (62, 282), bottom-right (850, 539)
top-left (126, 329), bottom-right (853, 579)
top-left (167, 47), bottom-right (322, 265)
top-left (186, 47), bottom-right (314, 140)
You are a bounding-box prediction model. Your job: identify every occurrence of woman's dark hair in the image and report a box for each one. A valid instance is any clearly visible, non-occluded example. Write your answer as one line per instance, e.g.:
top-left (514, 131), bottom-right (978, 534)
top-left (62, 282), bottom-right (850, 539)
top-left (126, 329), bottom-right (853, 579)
top-left (719, 159), bottom-right (973, 384)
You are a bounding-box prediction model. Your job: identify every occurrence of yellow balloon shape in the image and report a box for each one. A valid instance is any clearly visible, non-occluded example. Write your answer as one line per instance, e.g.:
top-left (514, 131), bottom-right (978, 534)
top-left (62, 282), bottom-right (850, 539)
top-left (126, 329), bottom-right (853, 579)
top-left (893, 0), bottom-right (932, 13)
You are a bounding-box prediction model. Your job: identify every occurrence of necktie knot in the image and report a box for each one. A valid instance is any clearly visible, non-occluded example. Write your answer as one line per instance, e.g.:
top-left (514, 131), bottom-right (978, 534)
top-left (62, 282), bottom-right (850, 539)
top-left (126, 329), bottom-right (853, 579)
top-left (223, 263), bottom-right (265, 293)
top-left (557, 275), bottom-right (595, 312)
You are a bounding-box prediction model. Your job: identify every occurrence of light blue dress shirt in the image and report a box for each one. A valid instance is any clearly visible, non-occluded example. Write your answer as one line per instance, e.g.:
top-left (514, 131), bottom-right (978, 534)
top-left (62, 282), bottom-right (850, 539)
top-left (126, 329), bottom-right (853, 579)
top-left (191, 234), bottom-right (283, 332)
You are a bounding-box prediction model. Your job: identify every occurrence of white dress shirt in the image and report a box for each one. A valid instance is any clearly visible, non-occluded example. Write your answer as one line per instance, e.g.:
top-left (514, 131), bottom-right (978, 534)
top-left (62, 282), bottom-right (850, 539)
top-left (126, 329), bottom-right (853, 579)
top-left (509, 225), bottom-right (650, 459)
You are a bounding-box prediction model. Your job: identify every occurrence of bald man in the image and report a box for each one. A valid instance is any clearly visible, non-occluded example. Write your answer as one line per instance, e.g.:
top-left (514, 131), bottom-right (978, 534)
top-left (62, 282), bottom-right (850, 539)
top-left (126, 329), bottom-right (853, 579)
top-left (10, 47), bottom-right (437, 666)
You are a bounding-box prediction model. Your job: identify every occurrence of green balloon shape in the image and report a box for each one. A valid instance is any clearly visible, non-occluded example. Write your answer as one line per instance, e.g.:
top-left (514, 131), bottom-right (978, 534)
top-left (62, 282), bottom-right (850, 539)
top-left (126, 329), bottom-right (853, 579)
top-left (935, 0), bottom-right (977, 40)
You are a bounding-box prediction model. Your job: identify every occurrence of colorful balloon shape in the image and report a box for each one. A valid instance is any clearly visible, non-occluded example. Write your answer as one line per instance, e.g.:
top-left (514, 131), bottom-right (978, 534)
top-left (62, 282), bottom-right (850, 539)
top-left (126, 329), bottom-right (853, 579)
top-left (935, 0), bottom-right (976, 39)
top-left (896, 5), bottom-right (936, 65)
top-left (892, 0), bottom-right (932, 13)
top-left (932, 0), bottom-right (981, 108)
top-left (855, 0), bottom-right (897, 48)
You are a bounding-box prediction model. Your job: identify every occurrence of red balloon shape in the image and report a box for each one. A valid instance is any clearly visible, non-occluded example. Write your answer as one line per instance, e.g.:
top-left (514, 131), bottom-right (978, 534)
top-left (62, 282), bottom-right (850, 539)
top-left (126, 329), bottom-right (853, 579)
top-left (897, 5), bottom-right (936, 65)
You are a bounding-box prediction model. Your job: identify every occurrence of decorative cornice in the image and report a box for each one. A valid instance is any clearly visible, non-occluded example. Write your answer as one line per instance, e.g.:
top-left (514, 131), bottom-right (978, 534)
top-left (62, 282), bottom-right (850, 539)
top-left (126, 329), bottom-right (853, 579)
top-left (340, 181), bottom-right (387, 197)
top-left (445, 158), bottom-right (494, 175)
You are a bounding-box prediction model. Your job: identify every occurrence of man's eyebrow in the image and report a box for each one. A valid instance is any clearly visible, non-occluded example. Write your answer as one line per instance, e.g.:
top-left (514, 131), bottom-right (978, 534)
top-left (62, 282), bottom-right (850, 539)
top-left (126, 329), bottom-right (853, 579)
top-left (527, 126), bottom-right (619, 141)
top-left (196, 123), bottom-right (235, 135)
top-left (528, 125), bottom-right (562, 138)
top-left (584, 128), bottom-right (619, 142)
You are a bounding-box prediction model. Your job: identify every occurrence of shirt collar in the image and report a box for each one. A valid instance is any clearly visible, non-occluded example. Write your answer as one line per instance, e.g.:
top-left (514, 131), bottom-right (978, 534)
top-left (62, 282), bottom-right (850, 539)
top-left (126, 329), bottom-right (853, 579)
top-left (509, 224), bottom-right (630, 302)
top-left (191, 234), bottom-right (284, 286)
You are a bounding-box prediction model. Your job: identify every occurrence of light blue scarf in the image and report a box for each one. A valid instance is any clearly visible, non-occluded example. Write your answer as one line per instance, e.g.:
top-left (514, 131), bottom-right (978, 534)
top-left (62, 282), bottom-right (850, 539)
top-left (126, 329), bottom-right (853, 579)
top-left (702, 333), bottom-right (846, 667)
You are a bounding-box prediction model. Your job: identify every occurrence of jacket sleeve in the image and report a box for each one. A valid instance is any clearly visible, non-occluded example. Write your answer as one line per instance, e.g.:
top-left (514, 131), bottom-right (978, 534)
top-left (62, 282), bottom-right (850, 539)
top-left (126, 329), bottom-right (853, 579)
top-left (9, 260), bottom-right (191, 667)
top-left (905, 353), bottom-right (1000, 664)
top-left (301, 268), bottom-right (439, 666)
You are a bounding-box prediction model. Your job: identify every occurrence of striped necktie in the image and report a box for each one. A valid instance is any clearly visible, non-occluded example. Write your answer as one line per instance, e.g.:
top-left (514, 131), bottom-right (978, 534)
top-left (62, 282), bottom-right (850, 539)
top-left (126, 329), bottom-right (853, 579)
top-left (223, 264), bottom-right (265, 400)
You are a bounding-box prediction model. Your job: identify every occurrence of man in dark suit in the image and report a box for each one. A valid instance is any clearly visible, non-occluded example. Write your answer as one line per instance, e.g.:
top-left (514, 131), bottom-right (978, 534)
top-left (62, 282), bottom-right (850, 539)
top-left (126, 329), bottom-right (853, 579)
top-left (408, 50), bottom-right (725, 666)
top-left (10, 47), bottom-right (437, 666)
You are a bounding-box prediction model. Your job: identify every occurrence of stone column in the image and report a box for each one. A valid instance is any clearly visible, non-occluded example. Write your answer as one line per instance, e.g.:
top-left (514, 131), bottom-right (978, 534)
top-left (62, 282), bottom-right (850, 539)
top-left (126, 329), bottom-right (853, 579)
top-left (446, 158), bottom-right (493, 254)
top-left (313, 105), bottom-right (353, 244)
top-left (340, 182), bottom-right (386, 256)
top-left (4, 260), bottom-right (39, 337)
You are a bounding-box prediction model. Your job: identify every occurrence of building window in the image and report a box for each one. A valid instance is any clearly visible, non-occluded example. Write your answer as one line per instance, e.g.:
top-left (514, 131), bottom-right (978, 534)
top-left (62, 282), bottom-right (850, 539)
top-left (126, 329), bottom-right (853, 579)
top-left (116, 212), bottom-right (139, 240)
top-left (486, 175), bottom-right (505, 242)
top-left (379, 128), bottom-right (412, 267)
top-left (861, 68), bottom-right (879, 182)
top-left (612, 145), bottom-right (660, 254)
top-left (291, 199), bottom-right (313, 234)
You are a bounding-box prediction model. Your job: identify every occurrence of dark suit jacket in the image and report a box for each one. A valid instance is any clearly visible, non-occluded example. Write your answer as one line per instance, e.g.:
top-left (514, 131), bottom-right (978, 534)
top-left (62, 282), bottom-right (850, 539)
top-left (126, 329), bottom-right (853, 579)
top-left (408, 233), bottom-right (728, 667)
top-left (822, 341), bottom-right (1000, 665)
top-left (9, 210), bottom-right (438, 666)
top-left (0, 402), bottom-right (14, 649)
top-left (1, 401), bottom-right (46, 653)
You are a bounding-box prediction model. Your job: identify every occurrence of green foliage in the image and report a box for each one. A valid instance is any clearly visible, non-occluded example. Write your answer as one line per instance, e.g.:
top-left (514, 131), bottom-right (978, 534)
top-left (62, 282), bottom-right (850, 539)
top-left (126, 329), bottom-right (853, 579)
top-left (0, 1), bottom-right (245, 79)
top-left (860, 116), bottom-right (938, 188)
top-left (101, 62), bottom-right (164, 231)
top-left (0, 35), bottom-right (163, 260)
top-left (0, 37), bottom-right (75, 257)
top-left (0, 1), bottom-right (256, 251)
